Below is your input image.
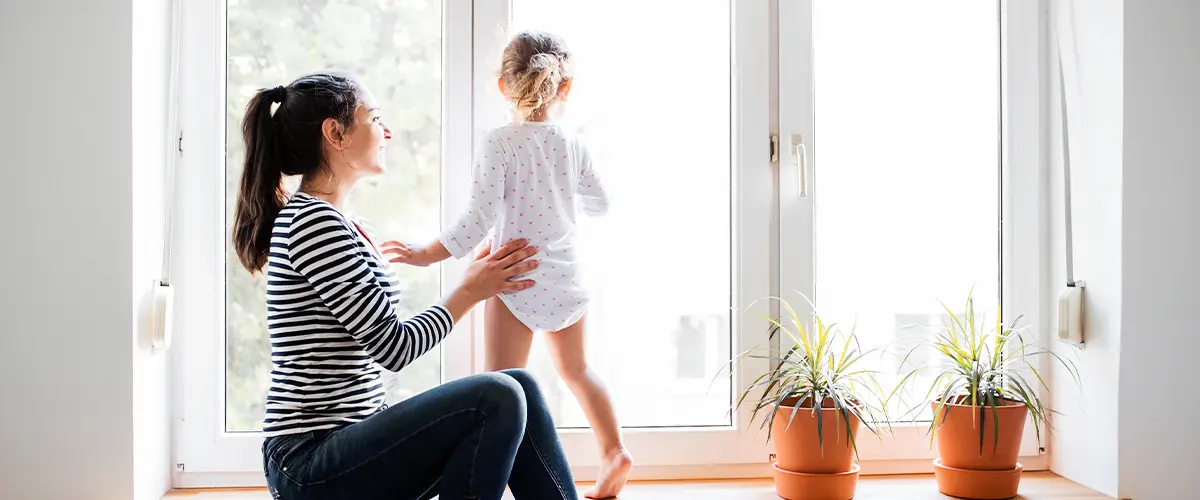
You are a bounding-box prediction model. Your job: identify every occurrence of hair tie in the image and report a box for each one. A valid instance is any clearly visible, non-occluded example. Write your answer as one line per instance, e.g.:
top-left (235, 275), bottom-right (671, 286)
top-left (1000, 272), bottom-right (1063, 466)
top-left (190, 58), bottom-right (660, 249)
top-left (269, 85), bottom-right (287, 104)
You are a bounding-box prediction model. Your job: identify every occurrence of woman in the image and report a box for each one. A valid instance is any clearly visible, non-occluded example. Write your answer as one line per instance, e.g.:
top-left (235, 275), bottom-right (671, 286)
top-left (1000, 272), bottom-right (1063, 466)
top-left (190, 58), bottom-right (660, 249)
top-left (232, 71), bottom-right (578, 500)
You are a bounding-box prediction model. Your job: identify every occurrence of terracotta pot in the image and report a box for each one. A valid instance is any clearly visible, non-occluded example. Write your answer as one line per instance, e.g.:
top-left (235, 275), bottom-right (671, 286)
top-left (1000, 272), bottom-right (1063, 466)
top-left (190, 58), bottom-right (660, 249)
top-left (772, 398), bottom-right (861, 474)
top-left (930, 398), bottom-right (1027, 471)
top-left (772, 462), bottom-right (860, 500)
top-left (933, 458), bottom-right (1023, 499)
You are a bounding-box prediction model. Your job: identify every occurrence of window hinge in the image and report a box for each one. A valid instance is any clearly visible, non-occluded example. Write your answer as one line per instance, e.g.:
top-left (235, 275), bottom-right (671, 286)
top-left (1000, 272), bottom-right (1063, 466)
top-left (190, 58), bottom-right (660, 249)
top-left (177, 131), bottom-right (184, 154)
top-left (770, 134), bottom-right (779, 163)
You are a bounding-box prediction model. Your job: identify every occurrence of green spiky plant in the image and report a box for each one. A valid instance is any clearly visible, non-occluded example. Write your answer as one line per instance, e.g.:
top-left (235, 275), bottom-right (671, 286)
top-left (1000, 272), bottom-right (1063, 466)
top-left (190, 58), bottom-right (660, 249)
top-left (730, 297), bottom-right (891, 455)
top-left (893, 291), bottom-right (1080, 454)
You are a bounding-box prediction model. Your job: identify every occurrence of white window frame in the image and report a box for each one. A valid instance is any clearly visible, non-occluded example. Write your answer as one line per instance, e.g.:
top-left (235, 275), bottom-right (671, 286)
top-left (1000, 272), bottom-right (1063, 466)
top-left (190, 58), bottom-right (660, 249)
top-left (170, 0), bottom-right (1048, 487)
top-left (774, 0), bottom-right (1048, 472)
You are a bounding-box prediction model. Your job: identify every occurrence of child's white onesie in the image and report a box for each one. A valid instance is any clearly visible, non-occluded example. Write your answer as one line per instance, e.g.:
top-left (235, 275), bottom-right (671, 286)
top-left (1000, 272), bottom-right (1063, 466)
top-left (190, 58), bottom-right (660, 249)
top-left (439, 121), bottom-right (608, 332)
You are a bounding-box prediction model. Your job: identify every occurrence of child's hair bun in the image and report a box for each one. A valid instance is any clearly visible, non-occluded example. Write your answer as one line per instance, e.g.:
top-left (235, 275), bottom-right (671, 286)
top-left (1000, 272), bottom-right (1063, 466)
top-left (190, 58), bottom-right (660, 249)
top-left (501, 31), bottom-right (573, 121)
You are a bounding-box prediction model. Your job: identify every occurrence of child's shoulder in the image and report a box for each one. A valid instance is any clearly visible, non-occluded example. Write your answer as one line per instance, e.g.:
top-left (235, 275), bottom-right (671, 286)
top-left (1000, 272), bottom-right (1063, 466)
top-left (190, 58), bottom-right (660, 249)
top-left (488, 121), bottom-right (578, 139)
top-left (484, 122), bottom-right (588, 157)
top-left (480, 121), bottom-right (588, 160)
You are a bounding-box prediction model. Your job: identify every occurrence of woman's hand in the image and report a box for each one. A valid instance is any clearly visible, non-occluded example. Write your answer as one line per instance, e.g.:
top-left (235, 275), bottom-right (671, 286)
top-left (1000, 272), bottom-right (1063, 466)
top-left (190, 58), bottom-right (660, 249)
top-left (383, 240), bottom-right (451, 267)
top-left (440, 239), bottom-right (538, 322)
top-left (460, 239), bottom-right (539, 300)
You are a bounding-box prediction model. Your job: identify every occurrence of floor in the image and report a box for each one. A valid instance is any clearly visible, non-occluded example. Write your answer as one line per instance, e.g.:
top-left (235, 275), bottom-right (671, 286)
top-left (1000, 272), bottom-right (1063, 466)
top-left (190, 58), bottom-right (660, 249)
top-left (164, 472), bottom-right (1110, 499)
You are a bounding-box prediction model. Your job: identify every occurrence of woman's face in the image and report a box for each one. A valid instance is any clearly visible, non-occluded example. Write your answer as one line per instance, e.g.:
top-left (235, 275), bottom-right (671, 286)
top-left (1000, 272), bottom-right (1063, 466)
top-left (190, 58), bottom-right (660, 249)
top-left (331, 86), bottom-right (392, 176)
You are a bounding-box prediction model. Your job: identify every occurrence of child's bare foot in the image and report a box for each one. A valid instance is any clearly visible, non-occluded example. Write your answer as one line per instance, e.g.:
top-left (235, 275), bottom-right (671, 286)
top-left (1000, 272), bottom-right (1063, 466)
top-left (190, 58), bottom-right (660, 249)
top-left (585, 448), bottom-right (633, 499)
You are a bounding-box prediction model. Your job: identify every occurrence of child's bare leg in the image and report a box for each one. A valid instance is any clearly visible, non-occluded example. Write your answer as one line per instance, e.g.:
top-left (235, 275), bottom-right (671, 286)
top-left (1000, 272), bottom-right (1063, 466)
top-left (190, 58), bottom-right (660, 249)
top-left (484, 297), bottom-right (534, 371)
top-left (545, 315), bottom-right (632, 499)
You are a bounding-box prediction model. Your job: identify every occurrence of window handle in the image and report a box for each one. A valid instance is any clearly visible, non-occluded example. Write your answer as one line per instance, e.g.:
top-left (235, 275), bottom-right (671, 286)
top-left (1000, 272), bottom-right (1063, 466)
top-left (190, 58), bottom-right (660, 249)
top-left (791, 134), bottom-right (808, 199)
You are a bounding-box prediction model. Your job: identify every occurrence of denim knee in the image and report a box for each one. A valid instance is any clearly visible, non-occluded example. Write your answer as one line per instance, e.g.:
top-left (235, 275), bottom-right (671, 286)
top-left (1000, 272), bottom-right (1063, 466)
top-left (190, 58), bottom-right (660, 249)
top-left (498, 368), bottom-right (537, 391)
top-left (474, 371), bottom-right (528, 420)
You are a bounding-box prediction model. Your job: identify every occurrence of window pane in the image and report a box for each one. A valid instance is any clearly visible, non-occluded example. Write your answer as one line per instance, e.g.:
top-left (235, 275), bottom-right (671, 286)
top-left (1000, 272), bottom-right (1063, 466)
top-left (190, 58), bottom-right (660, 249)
top-left (510, 0), bottom-right (733, 428)
top-left (810, 1), bottom-right (999, 418)
top-left (224, 0), bottom-right (443, 432)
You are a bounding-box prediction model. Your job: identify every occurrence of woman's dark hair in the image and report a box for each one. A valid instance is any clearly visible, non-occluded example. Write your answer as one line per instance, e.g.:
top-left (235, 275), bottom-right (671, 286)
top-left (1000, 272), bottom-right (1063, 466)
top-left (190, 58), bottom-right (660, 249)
top-left (232, 72), bottom-right (362, 272)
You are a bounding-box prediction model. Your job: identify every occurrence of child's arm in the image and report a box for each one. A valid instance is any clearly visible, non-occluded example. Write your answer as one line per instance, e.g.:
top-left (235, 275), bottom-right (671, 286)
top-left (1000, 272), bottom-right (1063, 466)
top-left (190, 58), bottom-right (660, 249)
top-left (385, 137), bottom-right (506, 267)
top-left (576, 142), bottom-right (609, 216)
top-left (381, 239), bottom-right (452, 267)
top-left (441, 132), bottom-right (507, 258)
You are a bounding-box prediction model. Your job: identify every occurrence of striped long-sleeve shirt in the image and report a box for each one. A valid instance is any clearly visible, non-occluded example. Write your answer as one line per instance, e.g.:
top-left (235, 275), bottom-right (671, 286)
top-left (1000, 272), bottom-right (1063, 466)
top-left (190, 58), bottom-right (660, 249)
top-left (262, 192), bottom-right (453, 437)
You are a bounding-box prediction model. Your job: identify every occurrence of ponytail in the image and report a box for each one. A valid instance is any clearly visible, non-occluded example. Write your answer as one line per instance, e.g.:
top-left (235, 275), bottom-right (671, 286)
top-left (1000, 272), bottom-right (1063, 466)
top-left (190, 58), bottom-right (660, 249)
top-left (232, 74), bottom-right (363, 273)
top-left (233, 86), bottom-right (287, 273)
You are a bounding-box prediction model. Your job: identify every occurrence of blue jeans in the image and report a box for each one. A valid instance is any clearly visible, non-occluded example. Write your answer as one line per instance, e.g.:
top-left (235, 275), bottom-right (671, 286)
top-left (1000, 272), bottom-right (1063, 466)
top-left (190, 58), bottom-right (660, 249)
top-left (262, 369), bottom-right (577, 500)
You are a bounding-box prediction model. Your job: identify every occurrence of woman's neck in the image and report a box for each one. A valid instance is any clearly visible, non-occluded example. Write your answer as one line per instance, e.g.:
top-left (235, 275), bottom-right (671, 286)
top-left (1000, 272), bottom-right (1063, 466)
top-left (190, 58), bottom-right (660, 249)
top-left (299, 172), bottom-right (355, 212)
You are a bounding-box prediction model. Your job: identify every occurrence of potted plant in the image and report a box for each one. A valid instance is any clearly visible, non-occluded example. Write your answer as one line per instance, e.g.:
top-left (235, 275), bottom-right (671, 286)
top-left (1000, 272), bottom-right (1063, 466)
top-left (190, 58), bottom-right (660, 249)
top-left (896, 292), bottom-right (1078, 500)
top-left (732, 298), bottom-right (889, 500)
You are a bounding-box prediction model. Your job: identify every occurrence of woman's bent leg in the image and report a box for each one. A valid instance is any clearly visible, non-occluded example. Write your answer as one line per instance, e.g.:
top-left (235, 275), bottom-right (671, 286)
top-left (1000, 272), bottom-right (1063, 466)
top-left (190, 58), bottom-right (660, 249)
top-left (264, 372), bottom-right (527, 500)
top-left (500, 368), bottom-right (579, 500)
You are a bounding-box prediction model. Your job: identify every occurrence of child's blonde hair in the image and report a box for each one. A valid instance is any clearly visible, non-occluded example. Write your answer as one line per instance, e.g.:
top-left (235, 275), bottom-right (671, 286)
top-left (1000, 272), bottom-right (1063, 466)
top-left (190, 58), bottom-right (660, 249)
top-left (500, 30), bottom-right (573, 121)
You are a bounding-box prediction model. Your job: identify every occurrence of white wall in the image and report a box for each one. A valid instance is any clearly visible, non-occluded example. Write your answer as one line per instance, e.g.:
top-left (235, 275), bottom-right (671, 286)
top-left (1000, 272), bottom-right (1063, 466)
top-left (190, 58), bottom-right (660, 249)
top-left (0, 0), bottom-right (173, 498)
top-left (0, 0), bottom-right (135, 498)
top-left (1046, 0), bottom-right (1123, 497)
top-left (1117, 1), bottom-right (1200, 498)
top-left (1050, 1), bottom-right (1200, 498)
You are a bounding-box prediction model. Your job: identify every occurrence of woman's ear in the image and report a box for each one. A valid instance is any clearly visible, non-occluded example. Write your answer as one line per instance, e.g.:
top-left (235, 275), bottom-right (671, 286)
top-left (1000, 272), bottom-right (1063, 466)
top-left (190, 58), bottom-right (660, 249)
top-left (497, 77), bottom-right (508, 97)
top-left (321, 118), bottom-right (346, 150)
top-left (558, 79), bottom-right (573, 100)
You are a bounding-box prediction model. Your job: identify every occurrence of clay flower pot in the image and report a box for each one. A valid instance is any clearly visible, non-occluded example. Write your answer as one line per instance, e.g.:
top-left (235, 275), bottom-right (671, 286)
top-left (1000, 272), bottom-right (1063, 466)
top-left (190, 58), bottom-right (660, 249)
top-left (931, 398), bottom-right (1027, 470)
top-left (773, 399), bottom-right (861, 473)
top-left (930, 398), bottom-right (1028, 499)
top-left (770, 398), bottom-right (862, 499)
top-left (731, 298), bottom-right (890, 500)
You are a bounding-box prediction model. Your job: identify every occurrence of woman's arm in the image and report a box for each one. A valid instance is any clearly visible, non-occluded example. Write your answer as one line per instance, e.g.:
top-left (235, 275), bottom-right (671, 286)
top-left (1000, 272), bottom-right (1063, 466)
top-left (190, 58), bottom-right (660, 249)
top-left (287, 203), bottom-right (537, 372)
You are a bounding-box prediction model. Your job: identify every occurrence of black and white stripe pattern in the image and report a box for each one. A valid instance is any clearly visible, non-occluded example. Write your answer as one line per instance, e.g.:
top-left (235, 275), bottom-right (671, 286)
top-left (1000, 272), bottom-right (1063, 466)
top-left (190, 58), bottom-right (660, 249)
top-left (262, 192), bottom-right (453, 437)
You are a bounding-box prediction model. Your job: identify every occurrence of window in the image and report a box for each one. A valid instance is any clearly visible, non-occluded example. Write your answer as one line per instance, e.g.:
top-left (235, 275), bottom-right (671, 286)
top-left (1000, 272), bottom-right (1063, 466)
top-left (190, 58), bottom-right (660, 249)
top-left (173, 0), bottom-right (1043, 485)
top-left (786, 0), bottom-right (1000, 424)
top-left (776, 0), bottom-right (1042, 460)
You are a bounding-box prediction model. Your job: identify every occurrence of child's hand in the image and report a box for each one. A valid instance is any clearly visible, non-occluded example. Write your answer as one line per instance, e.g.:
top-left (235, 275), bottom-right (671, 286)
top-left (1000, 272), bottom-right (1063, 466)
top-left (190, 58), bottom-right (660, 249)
top-left (382, 241), bottom-right (433, 267)
top-left (383, 240), bottom-right (451, 267)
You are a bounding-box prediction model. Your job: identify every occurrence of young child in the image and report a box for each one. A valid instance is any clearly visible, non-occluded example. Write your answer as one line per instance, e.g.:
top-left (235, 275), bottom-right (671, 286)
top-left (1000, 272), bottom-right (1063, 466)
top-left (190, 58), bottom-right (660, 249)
top-left (385, 31), bottom-right (631, 498)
